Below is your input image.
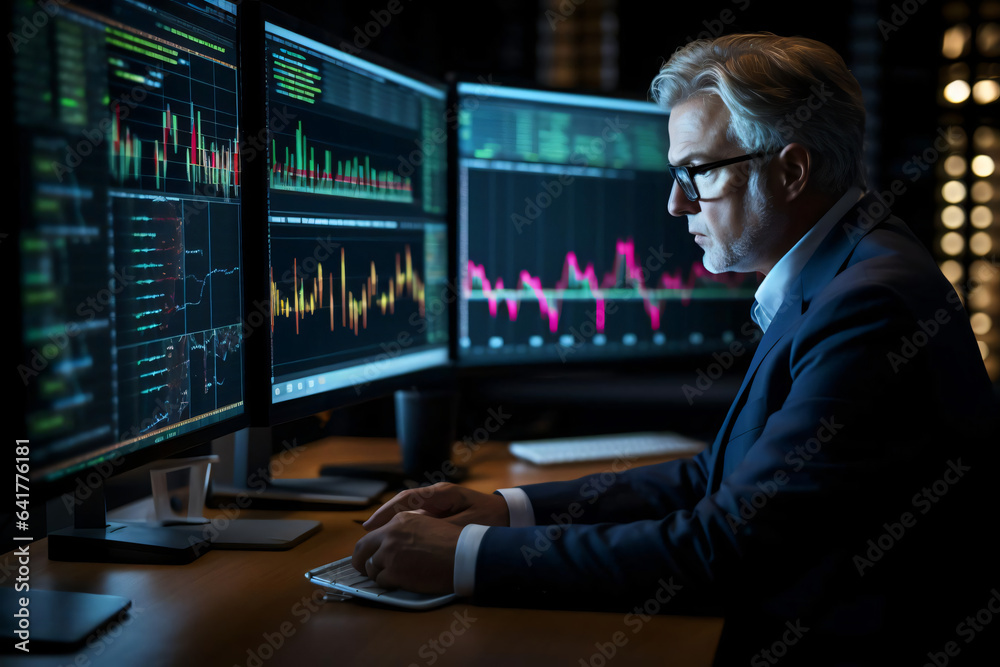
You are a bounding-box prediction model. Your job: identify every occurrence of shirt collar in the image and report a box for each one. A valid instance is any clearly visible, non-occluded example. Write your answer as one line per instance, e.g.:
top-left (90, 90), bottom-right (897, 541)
top-left (752, 186), bottom-right (864, 332)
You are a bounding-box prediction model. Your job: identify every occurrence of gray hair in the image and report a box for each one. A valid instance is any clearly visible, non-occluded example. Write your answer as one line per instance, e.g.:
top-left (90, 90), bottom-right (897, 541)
top-left (651, 33), bottom-right (867, 194)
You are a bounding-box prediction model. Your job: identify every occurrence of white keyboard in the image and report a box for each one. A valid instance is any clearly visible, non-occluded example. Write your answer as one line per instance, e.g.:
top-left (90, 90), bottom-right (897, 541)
top-left (305, 556), bottom-right (457, 610)
top-left (509, 431), bottom-right (705, 465)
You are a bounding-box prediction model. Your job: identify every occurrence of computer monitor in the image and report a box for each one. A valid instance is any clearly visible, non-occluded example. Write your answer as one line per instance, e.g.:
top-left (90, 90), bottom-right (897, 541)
top-left (7, 0), bottom-right (290, 565)
top-left (215, 4), bottom-right (452, 506)
top-left (453, 82), bottom-right (759, 368)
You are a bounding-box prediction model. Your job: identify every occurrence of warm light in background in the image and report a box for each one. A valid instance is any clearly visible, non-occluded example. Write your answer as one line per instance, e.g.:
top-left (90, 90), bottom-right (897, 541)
top-left (971, 312), bottom-right (993, 335)
top-left (947, 125), bottom-right (968, 147)
top-left (977, 22), bottom-right (1000, 56)
top-left (969, 287), bottom-right (992, 310)
top-left (970, 180), bottom-right (994, 202)
top-left (973, 125), bottom-right (997, 149)
top-left (942, 205), bottom-right (966, 228)
top-left (972, 80), bottom-right (1000, 104)
top-left (943, 24), bottom-right (971, 58)
top-left (938, 21), bottom-right (996, 380)
top-left (971, 205), bottom-right (994, 228)
top-left (943, 180), bottom-right (968, 202)
top-left (944, 80), bottom-right (972, 103)
top-left (971, 154), bottom-right (996, 176)
top-left (970, 231), bottom-right (994, 255)
top-left (971, 259), bottom-right (999, 284)
top-left (944, 155), bottom-right (967, 176)
top-left (941, 231), bottom-right (966, 255)
top-left (940, 259), bottom-right (964, 282)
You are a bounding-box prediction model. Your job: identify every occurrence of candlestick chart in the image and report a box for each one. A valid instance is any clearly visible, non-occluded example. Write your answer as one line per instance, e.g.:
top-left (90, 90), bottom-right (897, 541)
top-left (102, 15), bottom-right (240, 198)
top-left (264, 29), bottom-right (446, 217)
top-left (268, 224), bottom-right (447, 379)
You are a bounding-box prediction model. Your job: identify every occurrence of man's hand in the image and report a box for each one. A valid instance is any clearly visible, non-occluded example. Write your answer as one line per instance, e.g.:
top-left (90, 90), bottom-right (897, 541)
top-left (352, 512), bottom-right (462, 594)
top-left (362, 482), bottom-right (509, 531)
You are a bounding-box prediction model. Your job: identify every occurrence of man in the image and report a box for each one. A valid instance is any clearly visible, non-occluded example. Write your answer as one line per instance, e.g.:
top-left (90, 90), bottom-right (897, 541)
top-left (354, 34), bottom-right (997, 663)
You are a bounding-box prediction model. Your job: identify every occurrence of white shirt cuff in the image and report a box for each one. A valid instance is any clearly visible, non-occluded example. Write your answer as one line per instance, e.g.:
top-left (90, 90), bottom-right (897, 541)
top-left (454, 524), bottom-right (490, 597)
top-left (452, 488), bottom-right (536, 596)
top-left (497, 487), bottom-right (535, 527)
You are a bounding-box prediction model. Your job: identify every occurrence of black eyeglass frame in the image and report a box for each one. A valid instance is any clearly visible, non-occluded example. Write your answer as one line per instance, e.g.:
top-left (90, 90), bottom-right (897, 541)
top-left (669, 149), bottom-right (780, 201)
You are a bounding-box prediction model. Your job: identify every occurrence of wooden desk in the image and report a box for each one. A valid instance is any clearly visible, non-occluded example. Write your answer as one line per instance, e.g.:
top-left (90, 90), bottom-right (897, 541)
top-left (4, 438), bottom-right (723, 666)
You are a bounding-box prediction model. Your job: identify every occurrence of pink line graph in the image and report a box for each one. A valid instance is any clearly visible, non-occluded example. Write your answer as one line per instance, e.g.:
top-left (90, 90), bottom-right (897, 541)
top-left (466, 239), bottom-right (747, 333)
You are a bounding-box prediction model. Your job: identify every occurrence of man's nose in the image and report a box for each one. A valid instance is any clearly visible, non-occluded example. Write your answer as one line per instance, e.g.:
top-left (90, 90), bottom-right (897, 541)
top-left (667, 180), bottom-right (699, 218)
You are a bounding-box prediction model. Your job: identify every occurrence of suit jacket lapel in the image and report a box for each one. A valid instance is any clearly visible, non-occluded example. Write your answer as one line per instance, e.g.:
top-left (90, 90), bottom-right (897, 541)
top-left (705, 193), bottom-right (893, 491)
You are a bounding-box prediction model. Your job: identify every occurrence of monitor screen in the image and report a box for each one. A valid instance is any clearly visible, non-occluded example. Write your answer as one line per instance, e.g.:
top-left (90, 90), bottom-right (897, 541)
top-left (13, 0), bottom-right (246, 492)
top-left (455, 83), bottom-right (759, 366)
top-left (261, 14), bottom-right (450, 421)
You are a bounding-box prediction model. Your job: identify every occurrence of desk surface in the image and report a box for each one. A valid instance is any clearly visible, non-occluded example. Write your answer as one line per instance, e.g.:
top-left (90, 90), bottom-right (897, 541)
top-left (4, 438), bottom-right (722, 666)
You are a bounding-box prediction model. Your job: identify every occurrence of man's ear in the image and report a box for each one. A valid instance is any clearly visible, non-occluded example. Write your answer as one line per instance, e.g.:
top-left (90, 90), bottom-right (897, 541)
top-left (774, 143), bottom-right (810, 202)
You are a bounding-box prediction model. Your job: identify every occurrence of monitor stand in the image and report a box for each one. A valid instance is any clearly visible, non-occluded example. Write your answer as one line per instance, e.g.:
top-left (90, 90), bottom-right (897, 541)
top-left (48, 455), bottom-right (321, 564)
top-left (48, 483), bottom-right (212, 564)
top-left (208, 427), bottom-right (388, 510)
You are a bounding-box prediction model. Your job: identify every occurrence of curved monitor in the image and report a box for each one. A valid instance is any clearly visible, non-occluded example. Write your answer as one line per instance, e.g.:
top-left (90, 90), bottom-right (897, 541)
top-left (453, 82), bottom-right (759, 368)
top-left (242, 5), bottom-right (452, 426)
top-left (11, 0), bottom-right (247, 504)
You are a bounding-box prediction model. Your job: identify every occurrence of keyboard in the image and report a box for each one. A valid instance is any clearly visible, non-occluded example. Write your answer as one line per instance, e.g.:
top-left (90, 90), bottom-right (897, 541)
top-left (305, 556), bottom-right (457, 610)
top-left (508, 431), bottom-right (706, 465)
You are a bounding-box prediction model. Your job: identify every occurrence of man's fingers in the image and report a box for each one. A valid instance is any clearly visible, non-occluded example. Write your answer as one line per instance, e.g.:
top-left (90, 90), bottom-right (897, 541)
top-left (351, 529), bottom-right (382, 574)
top-left (362, 484), bottom-right (456, 530)
top-left (362, 490), bottom-right (417, 530)
top-left (364, 555), bottom-right (379, 579)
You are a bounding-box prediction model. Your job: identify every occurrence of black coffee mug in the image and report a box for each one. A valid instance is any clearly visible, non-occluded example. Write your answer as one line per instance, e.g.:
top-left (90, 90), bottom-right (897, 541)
top-left (394, 389), bottom-right (459, 484)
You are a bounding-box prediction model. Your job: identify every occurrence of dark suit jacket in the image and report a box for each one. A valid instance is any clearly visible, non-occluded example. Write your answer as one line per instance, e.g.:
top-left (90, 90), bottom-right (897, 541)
top-left (473, 193), bottom-right (998, 664)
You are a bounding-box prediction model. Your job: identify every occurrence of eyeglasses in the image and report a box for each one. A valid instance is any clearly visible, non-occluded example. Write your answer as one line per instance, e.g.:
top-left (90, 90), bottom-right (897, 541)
top-left (669, 150), bottom-right (779, 202)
